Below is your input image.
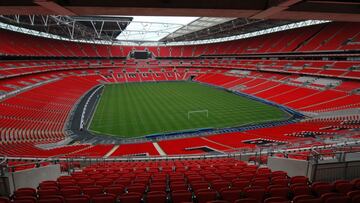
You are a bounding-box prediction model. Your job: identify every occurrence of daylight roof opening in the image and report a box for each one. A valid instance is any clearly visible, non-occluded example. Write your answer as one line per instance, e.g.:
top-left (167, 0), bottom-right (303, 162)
top-left (115, 16), bottom-right (234, 42)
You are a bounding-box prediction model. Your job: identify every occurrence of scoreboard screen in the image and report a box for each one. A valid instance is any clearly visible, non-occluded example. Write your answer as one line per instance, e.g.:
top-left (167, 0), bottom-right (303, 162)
top-left (132, 51), bottom-right (151, 59)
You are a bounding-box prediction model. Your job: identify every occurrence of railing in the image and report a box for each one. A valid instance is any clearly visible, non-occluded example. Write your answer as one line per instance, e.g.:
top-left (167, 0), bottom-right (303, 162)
top-left (0, 78), bottom-right (59, 101)
top-left (2, 138), bottom-right (359, 171)
top-left (309, 149), bottom-right (360, 182)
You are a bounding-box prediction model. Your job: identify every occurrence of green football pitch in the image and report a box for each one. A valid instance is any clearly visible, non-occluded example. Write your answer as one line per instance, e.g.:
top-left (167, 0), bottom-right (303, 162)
top-left (89, 82), bottom-right (290, 138)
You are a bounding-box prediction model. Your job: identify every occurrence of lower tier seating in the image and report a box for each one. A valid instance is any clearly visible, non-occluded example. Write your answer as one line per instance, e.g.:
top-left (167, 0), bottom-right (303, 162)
top-left (0, 66), bottom-right (359, 159)
top-left (2, 158), bottom-right (360, 203)
top-left (195, 72), bottom-right (360, 113)
top-left (0, 76), bottom-right (100, 143)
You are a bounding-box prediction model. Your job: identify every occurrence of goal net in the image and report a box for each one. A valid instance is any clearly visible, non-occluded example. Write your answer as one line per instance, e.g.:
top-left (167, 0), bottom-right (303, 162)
top-left (187, 110), bottom-right (209, 120)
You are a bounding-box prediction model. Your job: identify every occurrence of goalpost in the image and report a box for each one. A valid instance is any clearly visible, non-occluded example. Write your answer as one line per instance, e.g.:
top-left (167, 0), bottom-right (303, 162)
top-left (187, 110), bottom-right (209, 120)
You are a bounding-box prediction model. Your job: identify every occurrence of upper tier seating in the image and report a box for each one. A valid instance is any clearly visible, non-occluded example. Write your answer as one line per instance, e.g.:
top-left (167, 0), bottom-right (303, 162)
top-left (0, 22), bottom-right (359, 57)
top-left (297, 22), bottom-right (360, 52)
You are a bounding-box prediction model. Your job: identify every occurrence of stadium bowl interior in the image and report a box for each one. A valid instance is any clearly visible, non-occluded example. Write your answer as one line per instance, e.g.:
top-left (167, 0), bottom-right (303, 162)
top-left (0, 1), bottom-right (359, 202)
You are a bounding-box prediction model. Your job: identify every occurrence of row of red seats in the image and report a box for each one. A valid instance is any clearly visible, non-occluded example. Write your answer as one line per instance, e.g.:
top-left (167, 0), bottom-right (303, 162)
top-left (0, 76), bottom-right (100, 143)
top-left (0, 58), bottom-right (359, 83)
top-left (0, 117), bottom-right (353, 157)
top-left (0, 67), bottom-right (358, 157)
top-left (0, 142), bottom-right (90, 158)
top-left (3, 157), bottom-right (360, 203)
top-left (0, 22), bottom-right (359, 58)
top-left (224, 59), bottom-right (360, 80)
top-left (297, 22), bottom-right (360, 52)
top-left (195, 72), bottom-right (360, 112)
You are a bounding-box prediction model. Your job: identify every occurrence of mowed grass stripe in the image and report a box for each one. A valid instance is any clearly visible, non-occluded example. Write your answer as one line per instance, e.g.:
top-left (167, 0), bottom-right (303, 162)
top-left (89, 82), bottom-right (290, 137)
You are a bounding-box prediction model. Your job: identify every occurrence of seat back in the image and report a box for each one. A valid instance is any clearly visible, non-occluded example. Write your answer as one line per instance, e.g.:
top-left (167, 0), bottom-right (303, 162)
top-left (335, 183), bottom-right (353, 194)
top-left (0, 197), bottom-right (10, 203)
top-left (91, 194), bottom-right (116, 203)
top-left (324, 196), bottom-right (350, 203)
top-left (171, 191), bottom-right (192, 203)
top-left (264, 197), bottom-right (290, 203)
top-left (221, 189), bottom-right (241, 202)
top-left (65, 195), bottom-right (90, 203)
top-left (197, 191), bottom-right (217, 203)
top-left (13, 196), bottom-right (37, 203)
top-left (82, 186), bottom-right (103, 197)
top-left (119, 192), bottom-right (142, 203)
top-left (244, 188), bottom-right (266, 201)
top-left (104, 186), bottom-right (124, 195)
top-left (147, 193), bottom-right (167, 203)
top-left (268, 187), bottom-right (290, 198)
top-left (38, 196), bottom-right (64, 203)
top-left (60, 187), bottom-right (81, 197)
top-left (234, 198), bottom-right (259, 203)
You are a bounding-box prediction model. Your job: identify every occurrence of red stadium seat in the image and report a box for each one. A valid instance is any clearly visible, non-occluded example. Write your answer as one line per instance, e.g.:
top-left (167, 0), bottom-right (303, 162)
top-left (0, 197), bottom-right (10, 203)
top-left (335, 182), bottom-right (354, 194)
top-left (119, 192), bottom-right (142, 203)
top-left (146, 191), bottom-right (167, 203)
top-left (212, 181), bottom-right (230, 191)
top-left (172, 190), bottom-right (193, 203)
top-left (60, 187), bottom-right (82, 197)
top-left (91, 194), bottom-right (116, 203)
top-left (347, 190), bottom-right (360, 199)
top-left (244, 188), bottom-right (266, 202)
top-left (171, 183), bottom-right (188, 191)
top-left (13, 188), bottom-right (36, 198)
top-left (232, 180), bottom-right (251, 189)
top-left (37, 195), bottom-right (65, 203)
top-left (264, 197), bottom-right (290, 203)
top-left (95, 179), bottom-right (113, 187)
top-left (13, 196), bottom-right (37, 203)
top-left (37, 188), bottom-right (59, 197)
top-left (39, 181), bottom-right (58, 189)
top-left (295, 199), bottom-right (322, 203)
top-left (272, 178), bottom-right (289, 186)
top-left (149, 184), bottom-right (166, 192)
top-left (65, 195), bottom-right (90, 203)
top-left (192, 182), bottom-right (210, 193)
top-left (234, 198), bottom-right (259, 203)
top-left (324, 196), bottom-right (350, 203)
top-left (196, 191), bottom-right (218, 203)
top-left (126, 184), bottom-right (146, 193)
top-left (104, 186), bottom-right (125, 195)
top-left (268, 186), bottom-right (290, 198)
top-left (221, 189), bottom-right (242, 202)
top-left (82, 186), bottom-right (103, 197)
top-left (320, 193), bottom-right (344, 202)
top-left (351, 195), bottom-right (360, 203)
top-left (312, 182), bottom-right (333, 196)
top-left (291, 184), bottom-right (311, 196)
top-left (290, 176), bottom-right (308, 185)
top-left (293, 195), bottom-right (316, 203)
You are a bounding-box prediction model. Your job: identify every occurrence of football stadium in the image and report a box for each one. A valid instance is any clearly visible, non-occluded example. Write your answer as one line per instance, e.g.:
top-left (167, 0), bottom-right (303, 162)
top-left (0, 1), bottom-right (359, 203)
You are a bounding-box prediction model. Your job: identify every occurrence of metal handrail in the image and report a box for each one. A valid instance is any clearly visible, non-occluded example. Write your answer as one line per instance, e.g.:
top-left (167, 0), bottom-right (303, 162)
top-left (0, 135), bottom-right (358, 174)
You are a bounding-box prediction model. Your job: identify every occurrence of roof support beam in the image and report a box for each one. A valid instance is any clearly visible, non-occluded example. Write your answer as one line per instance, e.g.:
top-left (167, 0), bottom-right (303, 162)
top-left (33, 0), bottom-right (76, 16)
top-left (250, 0), bottom-right (303, 19)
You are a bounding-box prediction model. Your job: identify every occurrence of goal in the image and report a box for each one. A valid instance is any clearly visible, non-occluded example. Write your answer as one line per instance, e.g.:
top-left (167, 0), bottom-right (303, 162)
top-left (187, 110), bottom-right (209, 120)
